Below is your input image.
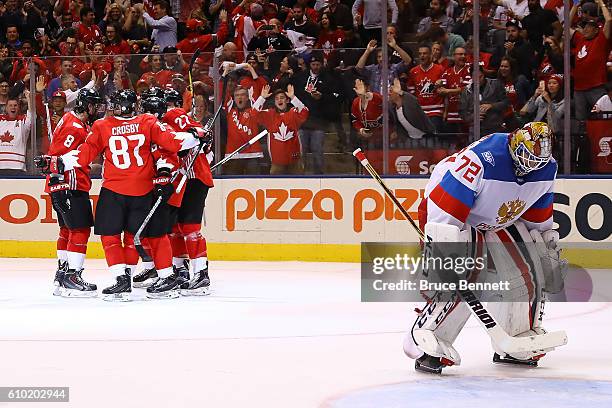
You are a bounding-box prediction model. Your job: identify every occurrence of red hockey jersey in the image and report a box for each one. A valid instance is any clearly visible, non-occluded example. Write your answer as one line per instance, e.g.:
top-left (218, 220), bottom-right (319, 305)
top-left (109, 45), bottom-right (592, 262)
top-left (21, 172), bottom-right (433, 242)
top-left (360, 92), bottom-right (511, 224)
top-left (225, 100), bottom-right (264, 158)
top-left (441, 64), bottom-right (471, 123)
top-left (71, 114), bottom-right (197, 196)
top-left (45, 112), bottom-right (91, 193)
top-left (351, 92), bottom-right (383, 137)
top-left (164, 107), bottom-right (214, 188)
top-left (257, 96), bottom-right (309, 165)
top-left (407, 64), bottom-right (445, 117)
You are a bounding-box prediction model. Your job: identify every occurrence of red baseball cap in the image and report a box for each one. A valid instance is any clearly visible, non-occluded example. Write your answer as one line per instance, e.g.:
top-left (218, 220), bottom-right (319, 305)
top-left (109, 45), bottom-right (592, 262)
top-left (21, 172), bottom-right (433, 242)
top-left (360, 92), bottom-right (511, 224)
top-left (52, 90), bottom-right (66, 99)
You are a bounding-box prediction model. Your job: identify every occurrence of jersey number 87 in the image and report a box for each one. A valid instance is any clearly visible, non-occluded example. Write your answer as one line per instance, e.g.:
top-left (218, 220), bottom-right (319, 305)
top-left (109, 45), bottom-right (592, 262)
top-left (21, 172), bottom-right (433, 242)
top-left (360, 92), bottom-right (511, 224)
top-left (109, 134), bottom-right (146, 169)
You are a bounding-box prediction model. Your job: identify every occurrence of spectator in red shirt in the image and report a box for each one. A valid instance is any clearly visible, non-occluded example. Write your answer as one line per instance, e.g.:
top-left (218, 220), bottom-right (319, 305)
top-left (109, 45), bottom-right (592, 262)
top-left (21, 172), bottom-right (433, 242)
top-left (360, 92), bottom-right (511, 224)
top-left (47, 58), bottom-right (81, 99)
top-left (315, 12), bottom-right (345, 67)
top-left (351, 78), bottom-right (384, 148)
top-left (257, 84), bottom-right (309, 174)
top-left (77, 6), bottom-right (103, 52)
top-left (104, 24), bottom-right (131, 57)
top-left (407, 44), bottom-right (446, 132)
top-left (238, 53), bottom-right (269, 103)
top-left (569, 0), bottom-right (612, 120)
top-left (139, 53), bottom-right (174, 88)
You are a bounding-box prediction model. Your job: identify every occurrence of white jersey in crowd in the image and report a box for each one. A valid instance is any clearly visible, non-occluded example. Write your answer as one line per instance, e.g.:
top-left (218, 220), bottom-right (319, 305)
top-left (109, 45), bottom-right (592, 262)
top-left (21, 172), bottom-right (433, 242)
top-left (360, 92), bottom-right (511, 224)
top-left (422, 133), bottom-right (556, 233)
top-left (0, 111), bottom-right (32, 171)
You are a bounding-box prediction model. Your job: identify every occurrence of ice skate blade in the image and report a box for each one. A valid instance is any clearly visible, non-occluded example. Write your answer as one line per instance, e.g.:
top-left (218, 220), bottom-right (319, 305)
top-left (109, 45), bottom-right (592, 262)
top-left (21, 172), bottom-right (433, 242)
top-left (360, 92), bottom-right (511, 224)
top-left (492, 353), bottom-right (539, 367)
top-left (133, 278), bottom-right (158, 288)
top-left (180, 286), bottom-right (211, 296)
top-left (60, 288), bottom-right (98, 298)
top-left (103, 292), bottom-right (132, 302)
top-left (146, 290), bottom-right (179, 299)
top-left (415, 360), bottom-right (443, 374)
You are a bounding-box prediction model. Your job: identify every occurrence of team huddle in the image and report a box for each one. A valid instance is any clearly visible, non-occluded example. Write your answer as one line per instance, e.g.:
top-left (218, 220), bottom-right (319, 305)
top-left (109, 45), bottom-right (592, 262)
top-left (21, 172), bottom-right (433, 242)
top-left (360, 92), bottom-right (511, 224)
top-left (37, 87), bottom-right (212, 301)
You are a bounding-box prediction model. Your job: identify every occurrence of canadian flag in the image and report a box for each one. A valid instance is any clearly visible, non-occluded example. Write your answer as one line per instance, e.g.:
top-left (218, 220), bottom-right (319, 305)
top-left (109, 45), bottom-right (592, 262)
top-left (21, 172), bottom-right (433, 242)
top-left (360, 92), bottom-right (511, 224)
top-left (143, 0), bottom-right (155, 15)
top-left (273, 122), bottom-right (294, 142)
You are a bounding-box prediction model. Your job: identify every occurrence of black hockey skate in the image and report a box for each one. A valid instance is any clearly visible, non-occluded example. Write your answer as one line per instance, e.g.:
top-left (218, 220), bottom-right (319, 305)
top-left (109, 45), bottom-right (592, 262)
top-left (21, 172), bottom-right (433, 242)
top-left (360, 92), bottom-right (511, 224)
top-left (175, 259), bottom-right (191, 289)
top-left (58, 269), bottom-right (97, 298)
top-left (53, 260), bottom-right (68, 296)
top-left (180, 266), bottom-right (210, 296)
top-left (102, 269), bottom-right (132, 301)
top-left (146, 273), bottom-right (180, 299)
top-left (415, 353), bottom-right (454, 374)
top-left (492, 353), bottom-right (542, 367)
top-left (133, 268), bottom-right (158, 288)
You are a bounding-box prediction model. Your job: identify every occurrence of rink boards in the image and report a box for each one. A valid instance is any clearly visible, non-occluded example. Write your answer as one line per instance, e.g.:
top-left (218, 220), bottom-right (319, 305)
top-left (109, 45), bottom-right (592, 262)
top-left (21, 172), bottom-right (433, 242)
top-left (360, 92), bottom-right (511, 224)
top-left (0, 177), bottom-right (610, 266)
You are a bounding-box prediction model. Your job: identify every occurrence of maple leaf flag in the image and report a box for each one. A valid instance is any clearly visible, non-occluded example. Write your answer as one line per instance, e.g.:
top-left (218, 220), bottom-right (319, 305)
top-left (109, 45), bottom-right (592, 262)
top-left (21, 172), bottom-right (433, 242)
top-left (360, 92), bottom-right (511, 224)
top-left (273, 122), bottom-right (294, 142)
top-left (0, 130), bottom-right (14, 143)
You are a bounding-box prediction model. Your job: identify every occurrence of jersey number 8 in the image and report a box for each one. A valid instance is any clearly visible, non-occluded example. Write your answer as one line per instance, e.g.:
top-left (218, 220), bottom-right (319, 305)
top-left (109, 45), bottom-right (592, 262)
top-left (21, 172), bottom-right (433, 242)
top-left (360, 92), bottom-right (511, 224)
top-left (109, 134), bottom-right (145, 170)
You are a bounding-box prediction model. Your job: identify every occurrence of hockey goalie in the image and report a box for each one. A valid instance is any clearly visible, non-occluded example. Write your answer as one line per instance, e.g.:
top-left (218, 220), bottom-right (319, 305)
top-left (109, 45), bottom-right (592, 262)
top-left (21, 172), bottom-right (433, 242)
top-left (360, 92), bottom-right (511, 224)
top-left (404, 122), bottom-right (568, 374)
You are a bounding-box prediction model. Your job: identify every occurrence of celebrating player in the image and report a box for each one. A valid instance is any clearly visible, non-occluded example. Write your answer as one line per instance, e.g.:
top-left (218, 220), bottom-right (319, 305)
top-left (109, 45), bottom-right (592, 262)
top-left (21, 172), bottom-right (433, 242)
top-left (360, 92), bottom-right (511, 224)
top-left (53, 89), bottom-right (208, 301)
top-left (37, 89), bottom-right (103, 297)
top-left (404, 122), bottom-right (568, 373)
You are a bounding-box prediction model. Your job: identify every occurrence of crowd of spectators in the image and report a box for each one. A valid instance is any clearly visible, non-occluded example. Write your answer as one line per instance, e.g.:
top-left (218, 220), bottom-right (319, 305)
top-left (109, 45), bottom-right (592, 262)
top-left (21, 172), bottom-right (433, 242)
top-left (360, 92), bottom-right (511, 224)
top-left (0, 0), bottom-right (609, 174)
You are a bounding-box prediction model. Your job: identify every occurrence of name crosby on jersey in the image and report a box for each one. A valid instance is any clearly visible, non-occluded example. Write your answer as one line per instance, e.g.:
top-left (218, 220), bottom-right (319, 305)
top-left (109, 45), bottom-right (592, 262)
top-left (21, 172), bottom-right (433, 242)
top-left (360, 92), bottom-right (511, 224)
top-left (111, 124), bottom-right (141, 135)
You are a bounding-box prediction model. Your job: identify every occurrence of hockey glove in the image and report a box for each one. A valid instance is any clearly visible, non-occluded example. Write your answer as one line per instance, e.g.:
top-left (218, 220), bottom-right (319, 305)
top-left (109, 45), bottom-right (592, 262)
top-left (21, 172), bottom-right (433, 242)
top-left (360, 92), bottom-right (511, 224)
top-left (49, 176), bottom-right (72, 213)
top-left (34, 155), bottom-right (65, 175)
top-left (188, 127), bottom-right (213, 147)
top-left (153, 168), bottom-right (174, 203)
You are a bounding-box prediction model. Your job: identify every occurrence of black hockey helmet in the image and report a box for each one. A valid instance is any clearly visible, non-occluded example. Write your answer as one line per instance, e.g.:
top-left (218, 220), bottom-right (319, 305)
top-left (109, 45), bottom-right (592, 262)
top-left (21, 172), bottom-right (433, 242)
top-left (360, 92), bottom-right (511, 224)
top-left (109, 89), bottom-right (138, 116)
top-left (164, 88), bottom-right (183, 107)
top-left (141, 86), bottom-right (166, 99)
top-left (74, 88), bottom-right (104, 121)
top-left (140, 96), bottom-right (167, 119)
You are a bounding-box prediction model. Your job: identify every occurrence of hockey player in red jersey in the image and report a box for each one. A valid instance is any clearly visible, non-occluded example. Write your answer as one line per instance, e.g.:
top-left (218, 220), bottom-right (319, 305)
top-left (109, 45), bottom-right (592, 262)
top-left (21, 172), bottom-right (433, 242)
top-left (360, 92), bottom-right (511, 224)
top-left (35, 88), bottom-right (103, 297)
top-left (132, 88), bottom-right (214, 296)
top-left (57, 89), bottom-right (207, 301)
top-left (256, 84), bottom-right (309, 174)
top-left (163, 88), bottom-right (213, 296)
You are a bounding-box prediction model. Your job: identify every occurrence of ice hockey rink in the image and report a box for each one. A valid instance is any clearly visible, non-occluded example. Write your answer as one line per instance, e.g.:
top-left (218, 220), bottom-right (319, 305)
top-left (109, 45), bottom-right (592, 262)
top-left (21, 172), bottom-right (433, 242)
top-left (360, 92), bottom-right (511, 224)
top-left (1, 258), bottom-right (612, 408)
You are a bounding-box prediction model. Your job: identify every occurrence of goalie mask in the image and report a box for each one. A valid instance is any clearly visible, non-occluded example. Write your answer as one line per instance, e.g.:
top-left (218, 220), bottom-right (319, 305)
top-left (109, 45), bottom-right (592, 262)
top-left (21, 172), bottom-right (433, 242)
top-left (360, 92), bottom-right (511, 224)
top-left (509, 122), bottom-right (553, 175)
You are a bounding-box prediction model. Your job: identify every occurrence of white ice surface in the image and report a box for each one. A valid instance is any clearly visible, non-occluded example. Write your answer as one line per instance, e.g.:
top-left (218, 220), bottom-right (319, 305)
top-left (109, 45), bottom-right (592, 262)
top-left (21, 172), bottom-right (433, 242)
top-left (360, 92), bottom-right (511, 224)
top-left (0, 259), bottom-right (610, 408)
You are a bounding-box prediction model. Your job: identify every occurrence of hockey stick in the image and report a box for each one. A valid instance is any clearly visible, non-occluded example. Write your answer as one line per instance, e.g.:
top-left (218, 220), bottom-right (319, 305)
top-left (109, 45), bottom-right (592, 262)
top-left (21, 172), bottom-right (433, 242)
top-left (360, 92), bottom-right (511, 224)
top-left (44, 101), bottom-right (53, 142)
top-left (188, 48), bottom-right (202, 118)
top-left (210, 129), bottom-right (268, 172)
top-left (352, 148), bottom-right (567, 355)
top-left (133, 136), bottom-right (207, 258)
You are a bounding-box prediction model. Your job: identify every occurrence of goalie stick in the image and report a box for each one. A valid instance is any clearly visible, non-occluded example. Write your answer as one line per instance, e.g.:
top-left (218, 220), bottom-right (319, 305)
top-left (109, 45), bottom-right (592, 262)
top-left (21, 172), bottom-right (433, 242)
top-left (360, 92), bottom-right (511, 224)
top-left (352, 148), bottom-right (567, 355)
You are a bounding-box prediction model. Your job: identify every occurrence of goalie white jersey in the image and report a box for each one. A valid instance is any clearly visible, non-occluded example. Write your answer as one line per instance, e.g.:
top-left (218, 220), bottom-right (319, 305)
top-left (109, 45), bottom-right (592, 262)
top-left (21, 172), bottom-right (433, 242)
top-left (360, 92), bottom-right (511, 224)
top-left (421, 133), bottom-right (556, 232)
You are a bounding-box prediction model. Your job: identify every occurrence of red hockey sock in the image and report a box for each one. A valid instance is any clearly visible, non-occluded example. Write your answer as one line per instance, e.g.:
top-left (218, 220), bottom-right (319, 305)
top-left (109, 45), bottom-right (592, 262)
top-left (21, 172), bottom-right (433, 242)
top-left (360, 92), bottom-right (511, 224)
top-left (146, 236), bottom-right (173, 271)
top-left (179, 223), bottom-right (207, 259)
top-left (57, 226), bottom-right (69, 251)
top-left (67, 227), bottom-right (90, 254)
top-left (101, 234), bottom-right (124, 267)
top-left (169, 224), bottom-right (187, 258)
top-left (123, 232), bottom-right (140, 266)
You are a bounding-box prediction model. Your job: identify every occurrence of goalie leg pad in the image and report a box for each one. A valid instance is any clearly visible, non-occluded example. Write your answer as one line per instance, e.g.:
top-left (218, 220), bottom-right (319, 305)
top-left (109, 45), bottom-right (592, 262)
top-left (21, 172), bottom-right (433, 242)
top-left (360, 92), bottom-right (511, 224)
top-left (408, 292), bottom-right (470, 365)
top-left (485, 222), bottom-right (554, 357)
